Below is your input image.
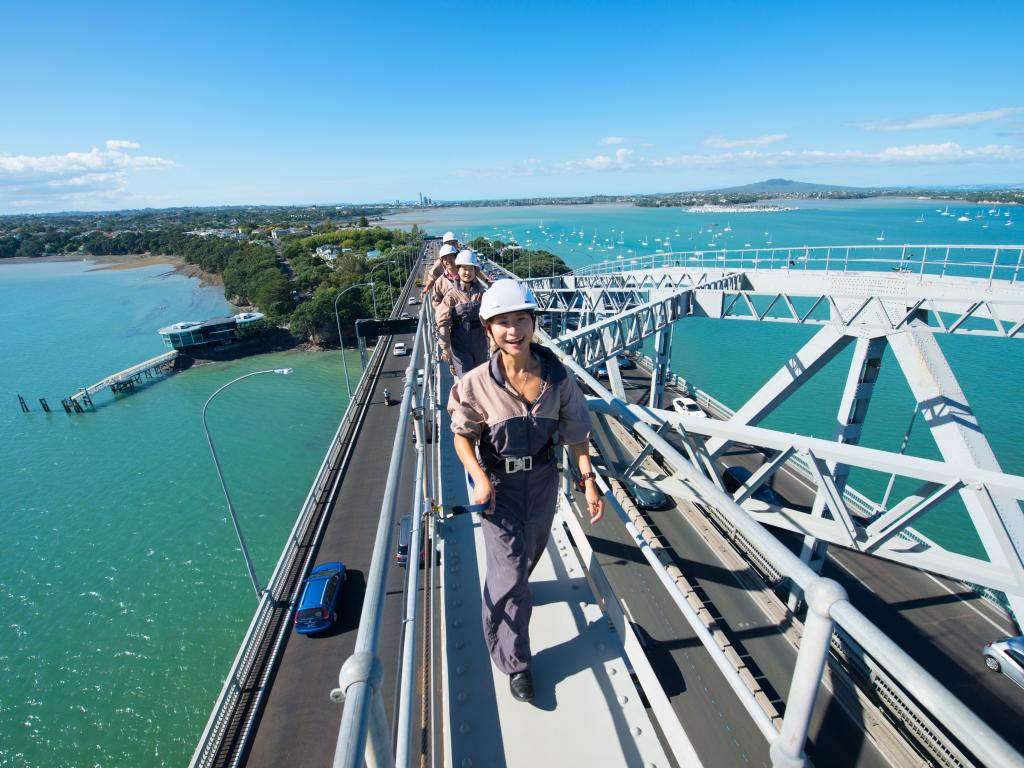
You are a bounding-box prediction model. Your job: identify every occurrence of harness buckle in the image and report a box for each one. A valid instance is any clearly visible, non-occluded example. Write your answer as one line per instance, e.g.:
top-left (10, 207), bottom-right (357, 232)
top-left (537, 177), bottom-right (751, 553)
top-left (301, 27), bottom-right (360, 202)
top-left (503, 455), bottom-right (533, 474)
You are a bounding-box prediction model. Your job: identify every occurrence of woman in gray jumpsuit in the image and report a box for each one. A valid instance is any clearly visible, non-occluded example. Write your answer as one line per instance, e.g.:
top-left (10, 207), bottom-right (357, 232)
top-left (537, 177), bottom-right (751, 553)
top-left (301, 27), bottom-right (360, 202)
top-left (436, 250), bottom-right (488, 378)
top-left (448, 279), bottom-right (603, 702)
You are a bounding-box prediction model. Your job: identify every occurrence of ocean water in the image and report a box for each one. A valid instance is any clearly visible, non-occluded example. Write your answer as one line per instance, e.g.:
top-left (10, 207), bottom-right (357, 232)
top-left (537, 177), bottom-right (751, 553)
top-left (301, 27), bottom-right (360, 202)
top-left (0, 260), bottom-right (357, 767)
top-left (385, 199), bottom-right (1024, 555)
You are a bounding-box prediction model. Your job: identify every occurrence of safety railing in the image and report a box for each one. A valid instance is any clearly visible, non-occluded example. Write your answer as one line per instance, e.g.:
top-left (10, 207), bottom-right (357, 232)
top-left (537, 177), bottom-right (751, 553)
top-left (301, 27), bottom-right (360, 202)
top-left (568, 244), bottom-right (1024, 285)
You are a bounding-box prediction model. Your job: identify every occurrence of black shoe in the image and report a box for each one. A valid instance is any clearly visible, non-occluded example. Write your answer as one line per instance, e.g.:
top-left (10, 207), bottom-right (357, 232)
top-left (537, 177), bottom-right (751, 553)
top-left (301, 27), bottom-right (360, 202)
top-left (509, 671), bottom-right (534, 702)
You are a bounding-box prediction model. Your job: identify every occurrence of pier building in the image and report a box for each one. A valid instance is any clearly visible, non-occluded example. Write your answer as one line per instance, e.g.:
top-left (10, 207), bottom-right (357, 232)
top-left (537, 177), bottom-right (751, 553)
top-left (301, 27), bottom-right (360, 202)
top-left (158, 311), bottom-right (265, 351)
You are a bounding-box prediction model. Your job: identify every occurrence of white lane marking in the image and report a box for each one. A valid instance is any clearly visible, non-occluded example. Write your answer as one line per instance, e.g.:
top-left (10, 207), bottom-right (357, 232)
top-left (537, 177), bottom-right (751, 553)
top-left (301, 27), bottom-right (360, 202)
top-left (920, 570), bottom-right (1014, 636)
top-left (620, 597), bottom-right (637, 625)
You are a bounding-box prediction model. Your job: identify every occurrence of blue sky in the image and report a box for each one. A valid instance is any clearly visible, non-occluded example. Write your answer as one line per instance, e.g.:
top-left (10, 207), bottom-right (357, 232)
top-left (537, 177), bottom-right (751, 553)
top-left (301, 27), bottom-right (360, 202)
top-left (2, 0), bottom-right (1023, 213)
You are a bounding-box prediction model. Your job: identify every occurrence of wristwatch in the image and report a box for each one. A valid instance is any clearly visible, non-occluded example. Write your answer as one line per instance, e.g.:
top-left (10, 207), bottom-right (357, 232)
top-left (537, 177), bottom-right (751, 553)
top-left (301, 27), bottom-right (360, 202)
top-left (580, 472), bottom-right (597, 482)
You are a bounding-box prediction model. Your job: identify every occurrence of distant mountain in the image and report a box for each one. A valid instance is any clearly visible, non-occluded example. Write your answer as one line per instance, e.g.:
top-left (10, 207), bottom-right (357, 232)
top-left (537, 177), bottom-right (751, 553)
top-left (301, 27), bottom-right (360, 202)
top-left (707, 178), bottom-right (867, 194)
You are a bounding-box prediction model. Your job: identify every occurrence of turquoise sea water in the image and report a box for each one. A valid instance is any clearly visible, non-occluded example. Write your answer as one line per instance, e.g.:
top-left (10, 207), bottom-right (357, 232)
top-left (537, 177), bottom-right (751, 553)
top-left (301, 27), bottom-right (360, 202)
top-left (385, 199), bottom-right (1024, 555)
top-left (0, 261), bottom-right (357, 767)
top-left (1, 199), bottom-right (1021, 766)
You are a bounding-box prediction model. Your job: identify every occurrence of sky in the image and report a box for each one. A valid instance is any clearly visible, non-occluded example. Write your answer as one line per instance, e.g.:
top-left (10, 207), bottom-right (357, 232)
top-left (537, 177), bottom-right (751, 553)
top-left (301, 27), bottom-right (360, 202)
top-left (2, 0), bottom-right (1023, 213)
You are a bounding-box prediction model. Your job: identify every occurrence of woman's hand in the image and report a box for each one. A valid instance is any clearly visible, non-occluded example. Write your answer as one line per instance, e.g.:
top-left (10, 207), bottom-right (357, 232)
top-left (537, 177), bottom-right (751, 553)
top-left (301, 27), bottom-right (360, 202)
top-left (470, 473), bottom-right (495, 514)
top-left (584, 480), bottom-right (603, 524)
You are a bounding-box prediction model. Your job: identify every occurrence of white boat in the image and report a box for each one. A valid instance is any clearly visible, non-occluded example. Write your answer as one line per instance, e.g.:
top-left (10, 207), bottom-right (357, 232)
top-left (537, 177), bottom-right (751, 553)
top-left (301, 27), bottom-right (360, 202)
top-left (916, 214), bottom-right (925, 224)
top-left (641, 235), bottom-right (649, 246)
top-left (876, 232), bottom-right (885, 241)
top-left (957, 215), bottom-right (971, 222)
top-left (941, 206), bottom-right (950, 216)
top-left (724, 223), bottom-right (732, 232)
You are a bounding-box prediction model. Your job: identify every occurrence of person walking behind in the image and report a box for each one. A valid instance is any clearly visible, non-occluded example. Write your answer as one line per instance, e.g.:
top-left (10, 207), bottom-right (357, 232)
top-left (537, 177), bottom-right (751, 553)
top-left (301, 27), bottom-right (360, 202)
top-left (422, 243), bottom-right (459, 305)
top-left (436, 250), bottom-right (488, 378)
top-left (447, 279), bottom-right (603, 703)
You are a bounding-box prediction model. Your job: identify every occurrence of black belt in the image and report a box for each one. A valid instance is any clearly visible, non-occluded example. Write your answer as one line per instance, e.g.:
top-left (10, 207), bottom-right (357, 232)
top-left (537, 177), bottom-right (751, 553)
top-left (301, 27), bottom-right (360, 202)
top-left (480, 442), bottom-right (555, 475)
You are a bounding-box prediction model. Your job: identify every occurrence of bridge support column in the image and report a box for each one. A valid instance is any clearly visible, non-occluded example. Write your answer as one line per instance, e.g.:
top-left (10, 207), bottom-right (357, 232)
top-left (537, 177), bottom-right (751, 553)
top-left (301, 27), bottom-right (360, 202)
top-left (648, 325), bottom-right (673, 410)
top-left (771, 578), bottom-right (847, 768)
top-left (789, 336), bottom-right (886, 611)
top-left (889, 327), bottom-right (1024, 630)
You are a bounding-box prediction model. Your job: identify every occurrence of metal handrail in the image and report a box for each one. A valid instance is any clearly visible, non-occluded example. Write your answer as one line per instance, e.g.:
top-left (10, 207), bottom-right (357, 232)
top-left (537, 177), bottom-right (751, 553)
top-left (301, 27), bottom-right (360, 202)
top-left (564, 243), bottom-right (1024, 284)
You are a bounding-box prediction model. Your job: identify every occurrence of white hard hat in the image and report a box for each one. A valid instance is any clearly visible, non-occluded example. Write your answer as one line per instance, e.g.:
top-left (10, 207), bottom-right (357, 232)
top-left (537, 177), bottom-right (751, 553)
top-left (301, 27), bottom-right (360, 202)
top-left (479, 279), bottom-right (538, 321)
top-left (439, 243), bottom-right (458, 258)
top-left (454, 249), bottom-right (480, 267)
top-left (442, 231), bottom-right (458, 243)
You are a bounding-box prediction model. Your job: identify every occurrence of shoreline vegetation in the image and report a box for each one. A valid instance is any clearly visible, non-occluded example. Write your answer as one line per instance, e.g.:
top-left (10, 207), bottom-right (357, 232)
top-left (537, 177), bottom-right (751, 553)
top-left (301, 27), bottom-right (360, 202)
top-left (0, 214), bottom-right (570, 353)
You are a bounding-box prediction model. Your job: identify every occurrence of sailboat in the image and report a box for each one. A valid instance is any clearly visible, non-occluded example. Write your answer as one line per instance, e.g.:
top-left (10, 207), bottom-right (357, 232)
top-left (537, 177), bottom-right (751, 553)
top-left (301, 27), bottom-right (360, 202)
top-left (641, 235), bottom-right (649, 246)
top-left (915, 214), bottom-right (925, 224)
top-left (957, 214), bottom-right (971, 222)
top-left (876, 232), bottom-right (885, 242)
top-left (723, 223), bottom-right (732, 232)
top-left (617, 232), bottom-right (625, 245)
top-left (941, 205), bottom-right (951, 216)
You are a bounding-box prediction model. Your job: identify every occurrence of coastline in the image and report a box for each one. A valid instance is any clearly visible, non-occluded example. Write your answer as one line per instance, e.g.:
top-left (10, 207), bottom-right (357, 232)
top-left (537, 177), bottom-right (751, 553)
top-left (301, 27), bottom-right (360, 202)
top-left (0, 251), bottom-right (226, 288)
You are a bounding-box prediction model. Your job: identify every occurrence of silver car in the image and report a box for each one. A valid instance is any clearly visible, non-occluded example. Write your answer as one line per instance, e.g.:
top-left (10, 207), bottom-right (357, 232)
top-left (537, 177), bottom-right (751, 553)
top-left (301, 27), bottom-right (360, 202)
top-left (983, 636), bottom-right (1024, 689)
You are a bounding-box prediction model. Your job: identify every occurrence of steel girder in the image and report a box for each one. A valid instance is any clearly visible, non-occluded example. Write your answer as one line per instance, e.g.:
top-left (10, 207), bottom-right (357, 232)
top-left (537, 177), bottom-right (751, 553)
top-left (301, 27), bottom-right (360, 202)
top-left (701, 289), bottom-right (1024, 338)
top-left (589, 399), bottom-right (1024, 604)
top-left (549, 287), bottom-right (691, 371)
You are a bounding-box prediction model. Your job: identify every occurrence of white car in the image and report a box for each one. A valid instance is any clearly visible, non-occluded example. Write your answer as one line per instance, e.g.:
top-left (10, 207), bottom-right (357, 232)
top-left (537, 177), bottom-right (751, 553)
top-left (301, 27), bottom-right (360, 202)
top-left (393, 342), bottom-right (408, 356)
top-left (407, 297), bottom-right (420, 305)
top-left (672, 396), bottom-right (706, 418)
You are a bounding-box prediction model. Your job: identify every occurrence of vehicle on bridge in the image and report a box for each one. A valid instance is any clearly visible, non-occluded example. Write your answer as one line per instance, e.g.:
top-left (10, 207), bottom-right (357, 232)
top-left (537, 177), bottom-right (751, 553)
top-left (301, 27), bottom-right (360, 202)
top-left (293, 562), bottom-right (346, 635)
top-left (393, 342), bottom-right (409, 356)
top-left (672, 395), bottom-right (706, 418)
top-left (983, 637), bottom-right (1024, 690)
top-left (595, 355), bottom-right (637, 378)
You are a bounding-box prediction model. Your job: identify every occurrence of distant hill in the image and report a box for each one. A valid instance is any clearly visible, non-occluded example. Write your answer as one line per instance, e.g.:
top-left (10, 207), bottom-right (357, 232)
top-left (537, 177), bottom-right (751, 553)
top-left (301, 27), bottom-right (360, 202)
top-left (707, 178), bottom-right (867, 194)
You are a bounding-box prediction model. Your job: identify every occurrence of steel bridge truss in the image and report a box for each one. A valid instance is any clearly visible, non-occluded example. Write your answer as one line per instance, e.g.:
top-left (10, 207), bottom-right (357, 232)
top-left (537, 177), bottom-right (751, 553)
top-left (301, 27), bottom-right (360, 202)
top-left (530, 264), bottom-right (1024, 627)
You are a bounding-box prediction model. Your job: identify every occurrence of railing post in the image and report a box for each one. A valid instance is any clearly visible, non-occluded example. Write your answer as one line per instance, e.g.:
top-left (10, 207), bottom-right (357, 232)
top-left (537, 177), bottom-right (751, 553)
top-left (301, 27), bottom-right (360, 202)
top-left (770, 577), bottom-right (847, 768)
top-left (941, 247), bottom-right (950, 279)
top-left (1014, 248), bottom-right (1023, 285)
top-left (332, 651), bottom-right (394, 768)
top-left (989, 248), bottom-right (1000, 289)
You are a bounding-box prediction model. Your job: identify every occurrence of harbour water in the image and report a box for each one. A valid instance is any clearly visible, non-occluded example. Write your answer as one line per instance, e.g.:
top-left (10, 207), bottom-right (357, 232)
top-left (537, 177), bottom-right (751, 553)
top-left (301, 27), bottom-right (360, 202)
top-left (1, 198), bottom-right (1021, 766)
top-left (0, 260), bottom-right (356, 766)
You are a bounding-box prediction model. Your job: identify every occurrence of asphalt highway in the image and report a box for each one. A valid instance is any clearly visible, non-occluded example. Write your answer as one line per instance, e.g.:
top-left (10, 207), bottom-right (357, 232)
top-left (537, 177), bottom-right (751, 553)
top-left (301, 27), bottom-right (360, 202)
top-left (244, 299), bottom-right (423, 766)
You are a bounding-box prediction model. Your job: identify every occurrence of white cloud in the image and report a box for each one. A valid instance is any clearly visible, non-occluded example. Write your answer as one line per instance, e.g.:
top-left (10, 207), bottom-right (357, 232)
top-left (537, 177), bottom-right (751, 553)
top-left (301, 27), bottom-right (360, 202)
top-left (703, 133), bottom-right (787, 149)
top-left (653, 142), bottom-right (1024, 168)
top-left (562, 148), bottom-right (634, 172)
top-left (863, 107), bottom-right (1024, 131)
top-left (600, 136), bottom-right (627, 145)
top-left (0, 141), bottom-right (173, 210)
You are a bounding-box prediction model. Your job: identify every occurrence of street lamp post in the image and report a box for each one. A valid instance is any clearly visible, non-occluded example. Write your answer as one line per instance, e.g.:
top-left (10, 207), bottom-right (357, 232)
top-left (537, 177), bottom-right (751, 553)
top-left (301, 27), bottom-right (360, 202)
top-left (368, 259), bottom-right (397, 317)
top-left (202, 367), bottom-right (293, 599)
top-left (335, 282), bottom-right (372, 400)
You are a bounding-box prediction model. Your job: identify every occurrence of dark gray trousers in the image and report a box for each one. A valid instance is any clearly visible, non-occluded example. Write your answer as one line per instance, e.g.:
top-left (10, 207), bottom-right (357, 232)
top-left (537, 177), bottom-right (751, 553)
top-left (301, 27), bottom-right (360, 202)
top-left (479, 461), bottom-right (557, 674)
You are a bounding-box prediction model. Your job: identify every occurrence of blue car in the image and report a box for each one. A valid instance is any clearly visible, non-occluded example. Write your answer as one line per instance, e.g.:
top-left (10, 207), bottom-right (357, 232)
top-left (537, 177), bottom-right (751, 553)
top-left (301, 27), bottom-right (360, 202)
top-left (293, 562), bottom-right (346, 635)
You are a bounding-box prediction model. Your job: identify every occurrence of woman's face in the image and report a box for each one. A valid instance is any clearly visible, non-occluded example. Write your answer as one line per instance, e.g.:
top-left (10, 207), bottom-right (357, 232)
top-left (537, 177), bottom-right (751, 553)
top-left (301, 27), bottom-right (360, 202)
top-left (487, 311), bottom-right (534, 355)
top-left (458, 265), bottom-right (476, 282)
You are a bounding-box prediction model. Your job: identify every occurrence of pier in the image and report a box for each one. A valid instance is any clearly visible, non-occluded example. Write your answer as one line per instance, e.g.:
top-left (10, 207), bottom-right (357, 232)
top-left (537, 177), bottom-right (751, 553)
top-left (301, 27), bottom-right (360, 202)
top-left (192, 242), bottom-right (1024, 768)
top-left (66, 350), bottom-right (179, 408)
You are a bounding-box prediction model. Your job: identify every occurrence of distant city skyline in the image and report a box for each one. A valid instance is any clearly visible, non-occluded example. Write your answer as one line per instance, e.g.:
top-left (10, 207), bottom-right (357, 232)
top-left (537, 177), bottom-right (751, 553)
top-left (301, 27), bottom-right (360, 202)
top-left (2, 0), bottom-right (1023, 213)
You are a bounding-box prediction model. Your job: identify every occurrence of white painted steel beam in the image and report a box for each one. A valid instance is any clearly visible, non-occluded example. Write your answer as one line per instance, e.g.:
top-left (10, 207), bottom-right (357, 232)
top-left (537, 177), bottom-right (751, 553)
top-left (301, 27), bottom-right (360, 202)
top-left (704, 327), bottom-right (854, 459)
